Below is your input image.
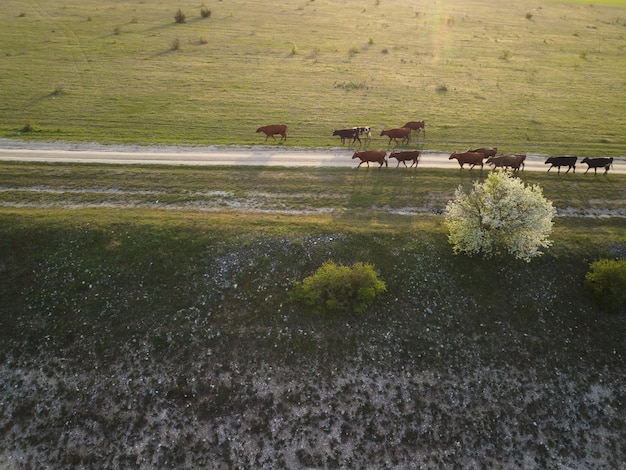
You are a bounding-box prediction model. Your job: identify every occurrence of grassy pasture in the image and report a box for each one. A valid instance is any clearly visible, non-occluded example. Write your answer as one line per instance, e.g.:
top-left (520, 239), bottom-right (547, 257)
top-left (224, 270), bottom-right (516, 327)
top-left (0, 0), bottom-right (625, 154)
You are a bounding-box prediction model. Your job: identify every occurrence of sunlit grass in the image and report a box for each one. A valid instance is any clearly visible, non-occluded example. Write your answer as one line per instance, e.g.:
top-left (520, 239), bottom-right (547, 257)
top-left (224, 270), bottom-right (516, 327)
top-left (0, 0), bottom-right (624, 154)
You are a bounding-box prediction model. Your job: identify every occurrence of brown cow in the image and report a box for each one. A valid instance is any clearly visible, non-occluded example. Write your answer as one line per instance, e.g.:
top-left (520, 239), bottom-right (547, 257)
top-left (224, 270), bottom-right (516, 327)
top-left (389, 150), bottom-right (420, 168)
top-left (581, 157), bottom-right (613, 175)
top-left (486, 154), bottom-right (526, 172)
top-left (352, 150), bottom-right (388, 168)
top-left (403, 121), bottom-right (425, 139)
top-left (380, 127), bottom-right (411, 145)
top-left (449, 151), bottom-right (485, 170)
top-left (469, 147), bottom-right (498, 158)
top-left (545, 156), bottom-right (576, 174)
top-left (256, 124), bottom-right (287, 142)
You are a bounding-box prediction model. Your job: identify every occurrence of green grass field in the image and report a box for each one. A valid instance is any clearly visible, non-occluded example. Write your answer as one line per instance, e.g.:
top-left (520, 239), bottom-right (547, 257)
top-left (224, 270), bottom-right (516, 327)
top-left (1, 0), bottom-right (625, 154)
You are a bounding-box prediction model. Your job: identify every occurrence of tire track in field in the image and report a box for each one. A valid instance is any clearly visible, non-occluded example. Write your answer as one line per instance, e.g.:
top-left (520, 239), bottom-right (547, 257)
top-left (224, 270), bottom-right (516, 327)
top-left (27, 0), bottom-right (101, 92)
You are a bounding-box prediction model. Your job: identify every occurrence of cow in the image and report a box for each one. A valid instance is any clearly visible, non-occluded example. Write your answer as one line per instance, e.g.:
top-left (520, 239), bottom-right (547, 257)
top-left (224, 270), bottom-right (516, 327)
top-left (449, 151), bottom-right (485, 170)
top-left (389, 150), bottom-right (420, 168)
top-left (486, 154), bottom-right (526, 172)
top-left (380, 127), bottom-right (411, 145)
top-left (333, 128), bottom-right (361, 145)
top-left (256, 124), bottom-right (287, 142)
top-left (469, 147), bottom-right (498, 158)
top-left (581, 157), bottom-right (613, 175)
top-left (353, 126), bottom-right (372, 140)
top-left (352, 150), bottom-right (387, 168)
top-left (545, 156), bottom-right (577, 174)
top-left (403, 121), bottom-right (426, 140)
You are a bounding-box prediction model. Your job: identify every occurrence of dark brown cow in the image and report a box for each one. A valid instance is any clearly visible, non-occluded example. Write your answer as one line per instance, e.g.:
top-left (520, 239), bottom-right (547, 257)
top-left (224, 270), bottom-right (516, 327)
top-left (545, 156), bottom-right (577, 174)
top-left (389, 150), bottom-right (420, 168)
top-left (581, 157), bottom-right (613, 175)
top-left (333, 128), bottom-right (361, 145)
top-left (352, 150), bottom-right (388, 168)
top-left (256, 124), bottom-right (287, 142)
top-left (380, 127), bottom-right (411, 145)
top-left (449, 151), bottom-right (485, 170)
top-left (403, 121), bottom-right (426, 139)
top-left (469, 147), bottom-right (498, 158)
top-left (486, 154), bottom-right (526, 172)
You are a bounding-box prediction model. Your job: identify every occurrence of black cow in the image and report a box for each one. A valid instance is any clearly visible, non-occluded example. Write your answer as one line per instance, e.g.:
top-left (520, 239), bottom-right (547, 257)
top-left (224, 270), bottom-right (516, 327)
top-left (581, 157), bottom-right (613, 175)
top-left (545, 156), bottom-right (577, 174)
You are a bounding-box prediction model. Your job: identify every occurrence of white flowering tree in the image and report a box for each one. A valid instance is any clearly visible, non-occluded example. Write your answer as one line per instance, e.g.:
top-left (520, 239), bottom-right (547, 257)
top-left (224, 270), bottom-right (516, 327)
top-left (443, 171), bottom-right (556, 262)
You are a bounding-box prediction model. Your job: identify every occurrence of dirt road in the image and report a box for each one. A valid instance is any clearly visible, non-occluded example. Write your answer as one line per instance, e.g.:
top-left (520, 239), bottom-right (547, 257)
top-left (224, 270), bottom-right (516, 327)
top-left (0, 141), bottom-right (623, 173)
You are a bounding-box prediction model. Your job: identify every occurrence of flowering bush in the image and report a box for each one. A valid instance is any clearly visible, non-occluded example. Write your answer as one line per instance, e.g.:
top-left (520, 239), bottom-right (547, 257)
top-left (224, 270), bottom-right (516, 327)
top-left (444, 172), bottom-right (556, 262)
top-left (293, 261), bottom-right (386, 313)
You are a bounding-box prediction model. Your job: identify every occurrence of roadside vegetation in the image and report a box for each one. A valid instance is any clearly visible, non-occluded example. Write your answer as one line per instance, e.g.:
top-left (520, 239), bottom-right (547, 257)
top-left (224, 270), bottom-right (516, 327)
top-left (0, 0), bottom-right (625, 155)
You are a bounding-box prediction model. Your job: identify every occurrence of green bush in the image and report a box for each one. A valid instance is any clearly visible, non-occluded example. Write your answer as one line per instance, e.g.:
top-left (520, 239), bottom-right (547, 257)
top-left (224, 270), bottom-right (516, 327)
top-left (583, 259), bottom-right (626, 312)
top-left (293, 261), bottom-right (386, 314)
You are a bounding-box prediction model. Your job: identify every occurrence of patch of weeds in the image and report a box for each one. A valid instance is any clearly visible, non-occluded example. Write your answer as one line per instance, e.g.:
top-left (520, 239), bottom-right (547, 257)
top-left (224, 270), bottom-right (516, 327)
top-left (52, 82), bottom-right (66, 95)
top-left (200, 8), bottom-right (211, 18)
top-left (21, 121), bottom-right (35, 133)
top-left (334, 81), bottom-right (367, 92)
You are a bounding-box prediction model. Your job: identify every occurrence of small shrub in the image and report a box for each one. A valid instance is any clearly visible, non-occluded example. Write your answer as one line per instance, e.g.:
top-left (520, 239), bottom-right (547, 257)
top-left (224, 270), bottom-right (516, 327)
top-left (292, 261), bottom-right (386, 314)
top-left (200, 8), bottom-right (211, 18)
top-left (436, 84), bottom-right (448, 93)
top-left (21, 121), bottom-right (35, 133)
top-left (291, 42), bottom-right (298, 55)
top-left (348, 47), bottom-right (360, 56)
top-left (171, 38), bottom-right (181, 51)
top-left (526, 12), bottom-right (533, 20)
top-left (174, 9), bottom-right (186, 24)
top-left (499, 49), bottom-right (511, 60)
top-left (584, 259), bottom-right (626, 312)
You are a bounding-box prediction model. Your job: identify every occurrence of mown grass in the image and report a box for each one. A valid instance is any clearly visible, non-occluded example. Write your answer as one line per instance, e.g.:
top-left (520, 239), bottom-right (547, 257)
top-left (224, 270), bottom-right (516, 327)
top-left (1, 0), bottom-right (625, 154)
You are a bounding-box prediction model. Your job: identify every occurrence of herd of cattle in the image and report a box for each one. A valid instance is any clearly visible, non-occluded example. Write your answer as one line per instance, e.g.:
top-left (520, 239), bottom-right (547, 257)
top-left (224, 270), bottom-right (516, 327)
top-left (256, 123), bottom-right (615, 174)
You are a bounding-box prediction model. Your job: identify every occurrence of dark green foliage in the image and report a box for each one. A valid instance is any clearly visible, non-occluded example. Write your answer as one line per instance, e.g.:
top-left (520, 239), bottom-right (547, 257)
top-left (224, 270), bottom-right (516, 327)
top-left (292, 261), bottom-right (386, 313)
top-left (584, 259), bottom-right (626, 313)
